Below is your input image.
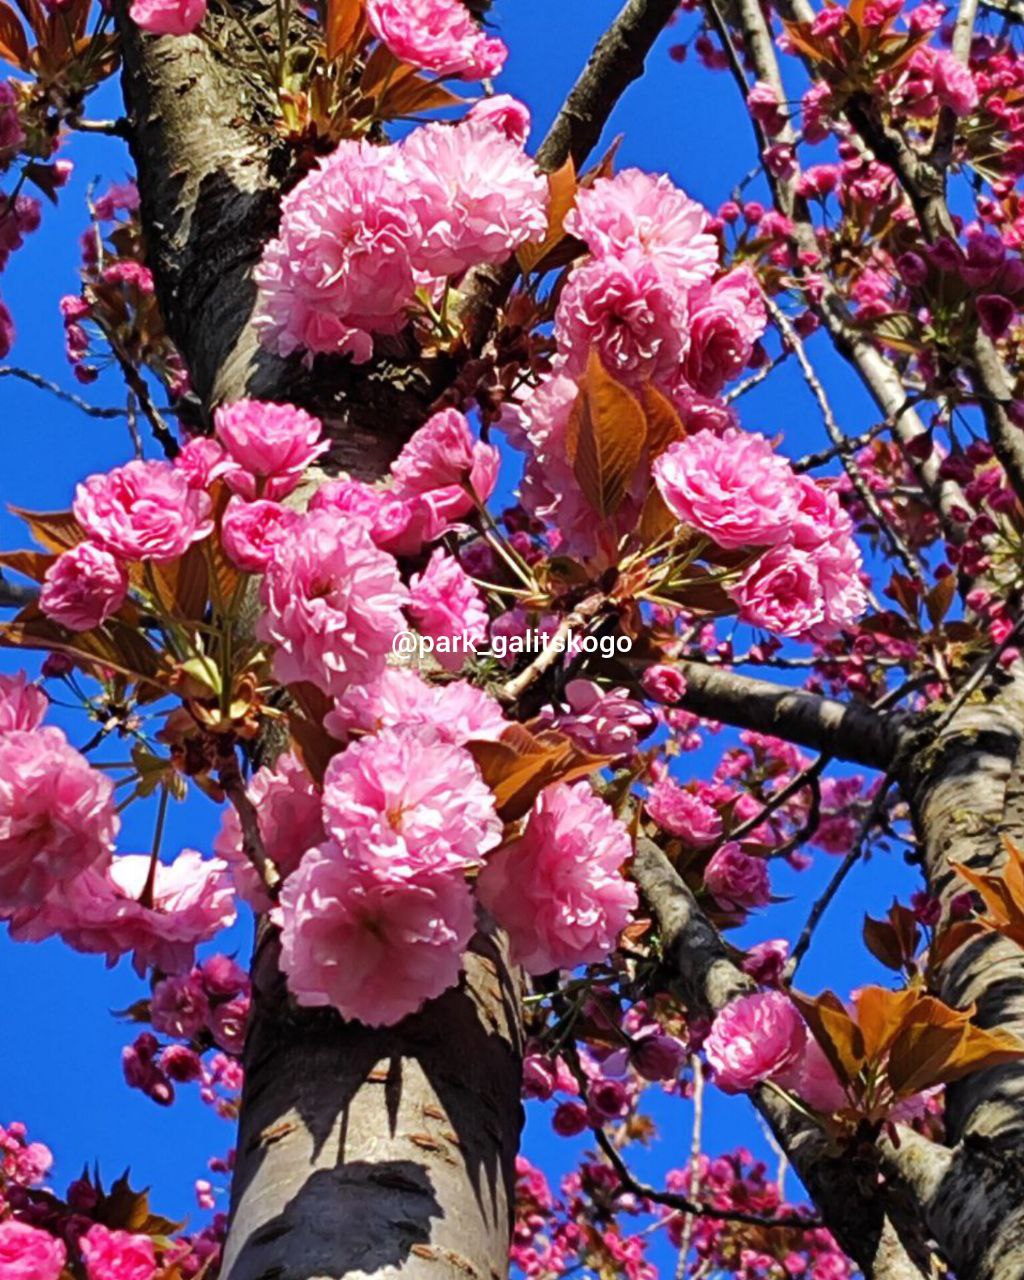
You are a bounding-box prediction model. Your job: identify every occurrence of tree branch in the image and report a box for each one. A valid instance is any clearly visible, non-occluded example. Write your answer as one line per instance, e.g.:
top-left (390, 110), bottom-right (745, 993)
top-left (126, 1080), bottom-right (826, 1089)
top-left (672, 660), bottom-right (906, 771)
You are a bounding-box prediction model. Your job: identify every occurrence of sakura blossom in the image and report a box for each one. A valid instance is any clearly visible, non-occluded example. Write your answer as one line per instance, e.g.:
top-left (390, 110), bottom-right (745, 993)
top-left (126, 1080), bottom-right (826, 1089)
top-left (73, 459), bottom-right (213, 563)
top-left (0, 671), bottom-right (47, 733)
top-left (277, 843), bottom-right (476, 1026)
top-left (321, 726), bottom-right (502, 876)
top-left (129, 0), bottom-right (205, 33)
top-left (0, 728), bottom-right (117, 910)
top-left (213, 399), bottom-right (327, 500)
top-left (79, 1224), bottom-right (156, 1280)
top-left (364, 0), bottom-right (507, 81)
top-left (39, 542), bottom-right (128, 631)
top-left (407, 548), bottom-right (489, 671)
top-left (0, 1220), bottom-right (66, 1280)
top-left (703, 991), bottom-right (807, 1093)
top-left (324, 666), bottom-right (507, 745)
top-left (256, 510), bottom-right (409, 696)
top-left (476, 781), bottom-right (637, 974)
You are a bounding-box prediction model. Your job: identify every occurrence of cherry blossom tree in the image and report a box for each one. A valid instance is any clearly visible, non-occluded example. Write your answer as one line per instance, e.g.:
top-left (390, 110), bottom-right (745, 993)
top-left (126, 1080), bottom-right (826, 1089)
top-left (2, 0), bottom-right (1024, 1277)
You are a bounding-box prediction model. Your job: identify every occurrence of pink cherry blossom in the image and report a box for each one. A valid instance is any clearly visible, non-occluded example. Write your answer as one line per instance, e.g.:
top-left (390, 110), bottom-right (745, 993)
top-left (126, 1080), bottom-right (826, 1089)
top-left (364, 0), bottom-right (507, 80)
top-left (214, 751), bottom-right (324, 910)
top-left (256, 510), bottom-right (408, 697)
top-left (467, 94), bottom-right (531, 145)
top-left (325, 666), bottom-right (507, 745)
top-left (150, 971), bottom-right (210, 1039)
top-left (0, 671), bottom-right (47, 733)
top-left (703, 842), bottom-right (771, 912)
top-left (537, 680), bottom-right (655, 760)
top-left (407, 549), bottom-right (489, 672)
top-left (390, 408), bottom-right (499, 511)
top-left (704, 991), bottom-right (807, 1093)
top-left (0, 1220), bottom-right (66, 1280)
top-left (641, 664), bottom-right (687, 704)
top-left (742, 938), bottom-right (790, 986)
top-left (173, 436), bottom-right (237, 490)
top-left (476, 781), bottom-right (637, 974)
top-left (646, 779), bottom-right (723, 845)
top-left (776, 1033), bottom-right (847, 1112)
top-left (402, 117), bottom-right (547, 279)
top-left (213, 399), bottom-right (327, 500)
top-left (554, 250), bottom-right (688, 387)
top-left (565, 169), bottom-right (718, 288)
top-left (932, 49), bottom-right (979, 116)
top-left (653, 428), bottom-right (800, 550)
top-left (277, 843), bottom-right (476, 1026)
top-left (73, 459), bottom-right (213, 562)
top-left (0, 297), bottom-right (13, 359)
top-left (254, 140), bottom-right (421, 363)
top-left (0, 727), bottom-right (116, 910)
top-left (80, 1224), bottom-right (156, 1280)
top-left (10, 850), bottom-right (235, 975)
top-left (39, 542), bottom-right (128, 631)
top-left (220, 496), bottom-right (300, 573)
top-left (310, 476), bottom-right (448, 556)
top-left (681, 266), bottom-right (766, 396)
top-left (129, 0), bottom-right (205, 34)
top-left (321, 726), bottom-right (501, 876)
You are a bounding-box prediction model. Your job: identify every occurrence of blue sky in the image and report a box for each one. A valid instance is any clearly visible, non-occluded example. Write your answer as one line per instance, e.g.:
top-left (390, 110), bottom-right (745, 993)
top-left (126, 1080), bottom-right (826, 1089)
top-left (0, 0), bottom-right (917, 1265)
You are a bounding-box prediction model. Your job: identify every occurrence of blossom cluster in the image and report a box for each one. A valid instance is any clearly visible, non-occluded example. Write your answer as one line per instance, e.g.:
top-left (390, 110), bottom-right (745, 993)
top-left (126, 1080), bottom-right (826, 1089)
top-left (254, 109), bottom-right (547, 364)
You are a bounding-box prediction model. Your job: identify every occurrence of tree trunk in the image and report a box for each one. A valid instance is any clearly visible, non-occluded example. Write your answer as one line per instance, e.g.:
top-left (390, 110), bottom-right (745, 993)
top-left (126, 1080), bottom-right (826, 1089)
top-left (115, 20), bottom-right (526, 1280)
top-left (221, 922), bottom-right (523, 1280)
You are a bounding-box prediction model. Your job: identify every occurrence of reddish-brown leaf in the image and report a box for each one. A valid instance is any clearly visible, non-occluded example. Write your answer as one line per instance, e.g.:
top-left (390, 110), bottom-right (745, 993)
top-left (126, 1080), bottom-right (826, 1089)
top-left (325, 0), bottom-right (364, 60)
top-left (9, 505), bottom-right (84, 553)
top-left (468, 724), bottom-right (613, 822)
top-left (564, 353), bottom-right (647, 519)
top-left (517, 157), bottom-right (577, 275)
top-left (790, 989), bottom-right (866, 1087)
top-left (0, 0), bottom-right (28, 67)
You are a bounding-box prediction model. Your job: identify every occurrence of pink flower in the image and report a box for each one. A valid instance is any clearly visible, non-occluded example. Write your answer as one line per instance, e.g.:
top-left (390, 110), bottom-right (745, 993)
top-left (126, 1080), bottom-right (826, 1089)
top-left (254, 140), bottom-right (421, 364)
top-left (0, 727), bottom-right (116, 910)
top-left (646, 779), bottom-right (722, 845)
top-left (554, 250), bottom-right (687, 387)
top-left (776, 1033), bottom-right (847, 1112)
top-left (932, 49), bottom-right (978, 116)
top-left (390, 408), bottom-right (499, 511)
top-left (220, 497), bottom-right (301, 573)
top-left (0, 296), bottom-right (13, 360)
top-left (407, 549), bottom-right (489, 672)
top-left (704, 991), bottom-right (806, 1093)
top-left (10, 851), bottom-right (235, 975)
top-left (278, 843), bottom-right (476, 1025)
top-left (257, 510), bottom-right (408, 697)
top-left (150, 971), bottom-right (210, 1039)
top-left (40, 542), bottom-right (128, 631)
top-left (209, 994), bottom-right (249, 1053)
top-left (467, 94), bottom-right (531, 145)
top-left (310, 477), bottom-right (448, 556)
top-left (325, 667), bottom-right (507, 745)
top-left (681, 267), bottom-right (766, 396)
top-left (0, 1220), bottom-right (66, 1280)
top-left (365, 0), bottom-right (507, 80)
top-left (538, 680), bottom-right (654, 760)
top-left (321, 726), bottom-right (501, 876)
top-left (174, 436), bottom-right (237, 490)
top-left (742, 938), bottom-right (790, 986)
top-left (214, 399), bottom-right (327, 500)
top-left (402, 118), bottom-right (548, 278)
top-left (476, 781), bottom-right (637, 974)
top-left (0, 82), bottom-right (25, 155)
top-left (703, 842), bottom-right (770, 912)
top-left (80, 1224), bottom-right (156, 1280)
top-left (214, 751), bottom-right (324, 910)
top-left (653, 428), bottom-right (799, 550)
top-left (129, 0), bottom-right (205, 34)
top-left (0, 671), bottom-right (47, 733)
top-left (565, 169), bottom-right (718, 288)
top-left (641, 664), bottom-right (687, 704)
top-left (74, 460), bottom-right (213, 562)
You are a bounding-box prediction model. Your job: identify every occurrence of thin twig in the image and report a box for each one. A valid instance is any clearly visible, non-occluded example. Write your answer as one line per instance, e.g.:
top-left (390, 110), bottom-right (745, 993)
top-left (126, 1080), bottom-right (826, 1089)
top-left (0, 364), bottom-right (128, 419)
top-left (765, 295), bottom-right (926, 587)
top-left (674, 1057), bottom-right (707, 1275)
top-left (108, 340), bottom-right (179, 459)
top-left (217, 745), bottom-right (281, 896)
top-left (785, 772), bottom-right (897, 979)
top-left (497, 594), bottom-right (605, 705)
